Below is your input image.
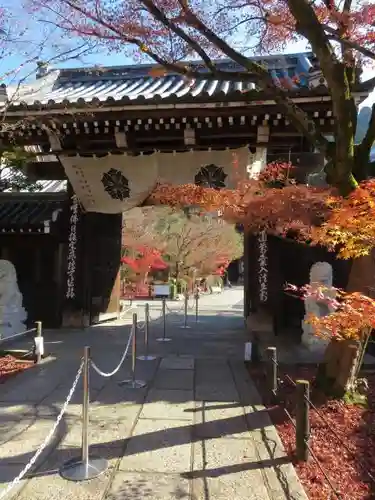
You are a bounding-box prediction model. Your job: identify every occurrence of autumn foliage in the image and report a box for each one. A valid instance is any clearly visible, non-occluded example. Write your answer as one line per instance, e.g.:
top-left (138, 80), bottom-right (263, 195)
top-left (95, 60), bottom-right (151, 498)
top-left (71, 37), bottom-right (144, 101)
top-left (286, 283), bottom-right (375, 342)
top-left (148, 166), bottom-right (375, 261)
top-left (121, 245), bottom-right (167, 277)
top-left (25, 0), bottom-right (375, 197)
top-left (122, 206), bottom-right (243, 281)
top-left (148, 174), bottom-right (331, 239)
top-left (146, 162), bottom-right (375, 341)
top-left (312, 179), bottom-right (375, 259)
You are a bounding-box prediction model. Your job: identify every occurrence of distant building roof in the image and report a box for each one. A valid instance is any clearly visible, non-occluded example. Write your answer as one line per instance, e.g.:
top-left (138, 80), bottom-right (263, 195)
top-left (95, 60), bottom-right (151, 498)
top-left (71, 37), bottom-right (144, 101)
top-left (0, 192), bottom-right (67, 233)
top-left (0, 168), bottom-right (66, 193)
top-left (0, 52), bottom-right (334, 109)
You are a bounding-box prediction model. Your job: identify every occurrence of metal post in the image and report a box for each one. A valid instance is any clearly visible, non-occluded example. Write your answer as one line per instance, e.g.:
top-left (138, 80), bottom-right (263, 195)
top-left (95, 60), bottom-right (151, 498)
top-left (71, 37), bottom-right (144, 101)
top-left (82, 346), bottom-right (90, 467)
top-left (180, 291), bottom-right (190, 329)
top-left (119, 313), bottom-right (147, 388)
top-left (195, 289), bottom-right (199, 323)
top-left (266, 347), bottom-right (277, 404)
top-left (156, 298), bottom-right (171, 342)
top-left (34, 321), bottom-right (43, 364)
top-left (138, 303), bottom-right (157, 361)
top-left (163, 298), bottom-right (166, 338)
top-left (60, 346), bottom-right (108, 481)
top-left (296, 380), bottom-right (310, 462)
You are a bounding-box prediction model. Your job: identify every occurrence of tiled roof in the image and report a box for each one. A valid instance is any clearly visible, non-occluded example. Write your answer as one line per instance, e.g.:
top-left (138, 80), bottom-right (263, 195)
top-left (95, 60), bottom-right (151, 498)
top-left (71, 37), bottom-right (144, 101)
top-left (2, 52), bottom-right (319, 108)
top-left (0, 192), bottom-right (67, 232)
top-left (0, 168), bottom-right (67, 193)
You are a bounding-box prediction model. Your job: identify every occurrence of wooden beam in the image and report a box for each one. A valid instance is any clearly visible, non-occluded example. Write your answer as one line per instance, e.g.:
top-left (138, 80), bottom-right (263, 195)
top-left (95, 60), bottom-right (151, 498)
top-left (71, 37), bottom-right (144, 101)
top-left (114, 131), bottom-right (127, 148)
top-left (46, 130), bottom-right (62, 151)
top-left (184, 127), bottom-right (196, 145)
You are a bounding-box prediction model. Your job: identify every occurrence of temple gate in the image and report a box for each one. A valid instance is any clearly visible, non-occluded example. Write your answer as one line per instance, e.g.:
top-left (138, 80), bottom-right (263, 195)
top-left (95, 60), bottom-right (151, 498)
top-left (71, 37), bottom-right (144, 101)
top-left (0, 52), bottom-right (371, 327)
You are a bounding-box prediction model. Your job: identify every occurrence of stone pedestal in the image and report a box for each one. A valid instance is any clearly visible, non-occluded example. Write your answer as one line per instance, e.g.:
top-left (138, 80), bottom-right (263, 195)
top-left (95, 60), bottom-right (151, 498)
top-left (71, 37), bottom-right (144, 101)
top-left (0, 306), bottom-right (27, 339)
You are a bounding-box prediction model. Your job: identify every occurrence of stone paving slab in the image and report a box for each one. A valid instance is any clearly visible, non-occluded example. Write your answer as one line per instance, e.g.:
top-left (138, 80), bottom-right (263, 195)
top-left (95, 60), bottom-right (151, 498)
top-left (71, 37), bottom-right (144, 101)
top-left (119, 418), bottom-right (193, 474)
top-left (141, 389), bottom-right (194, 420)
top-left (193, 401), bottom-right (251, 439)
top-left (195, 383), bottom-right (239, 402)
top-left (0, 288), bottom-right (308, 500)
top-left (0, 465), bottom-right (26, 499)
top-left (106, 471), bottom-right (191, 500)
top-left (153, 369), bottom-right (194, 391)
top-left (159, 357), bottom-right (195, 370)
top-left (191, 438), bottom-right (271, 500)
top-left (16, 464), bottom-right (113, 500)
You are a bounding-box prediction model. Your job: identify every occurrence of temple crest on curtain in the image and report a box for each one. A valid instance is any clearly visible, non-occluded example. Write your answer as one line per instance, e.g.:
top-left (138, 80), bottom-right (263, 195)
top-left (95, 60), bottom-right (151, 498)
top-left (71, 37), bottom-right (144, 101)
top-left (194, 164), bottom-right (227, 189)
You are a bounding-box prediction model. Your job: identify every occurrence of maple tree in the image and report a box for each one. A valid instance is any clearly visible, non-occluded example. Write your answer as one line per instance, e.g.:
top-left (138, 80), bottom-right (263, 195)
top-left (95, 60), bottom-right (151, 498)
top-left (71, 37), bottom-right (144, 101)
top-left (122, 206), bottom-right (243, 280)
top-left (28, 0), bottom-right (375, 195)
top-left (148, 172), bottom-right (333, 239)
top-left (150, 168), bottom-right (375, 354)
top-left (121, 245), bottom-right (167, 283)
top-left (312, 178), bottom-right (375, 259)
top-left (286, 283), bottom-right (375, 342)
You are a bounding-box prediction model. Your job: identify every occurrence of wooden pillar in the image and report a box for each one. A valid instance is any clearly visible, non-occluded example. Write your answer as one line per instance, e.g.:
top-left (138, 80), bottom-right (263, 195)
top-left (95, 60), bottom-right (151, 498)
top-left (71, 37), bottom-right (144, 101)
top-left (61, 207), bottom-right (122, 327)
top-left (86, 212), bottom-right (122, 324)
top-left (244, 232), bottom-right (252, 318)
top-left (61, 187), bottom-right (88, 328)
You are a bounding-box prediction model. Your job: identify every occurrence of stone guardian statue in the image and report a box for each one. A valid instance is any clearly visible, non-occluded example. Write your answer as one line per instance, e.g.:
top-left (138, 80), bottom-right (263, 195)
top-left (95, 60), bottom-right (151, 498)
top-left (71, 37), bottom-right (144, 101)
top-left (301, 261), bottom-right (335, 352)
top-left (0, 260), bottom-right (28, 339)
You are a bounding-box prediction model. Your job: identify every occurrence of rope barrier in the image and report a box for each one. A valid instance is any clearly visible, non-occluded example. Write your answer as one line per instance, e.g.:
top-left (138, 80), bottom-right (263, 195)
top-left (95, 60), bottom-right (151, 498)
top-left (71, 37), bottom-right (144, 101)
top-left (118, 313), bottom-right (147, 389)
top-left (304, 394), bottom-right (375, 485)
top-left (0, 321), bottom-right (44, 364)
top-left (303, 439), bottom-right (342, 499)
top-left (268, 354), bottom-right (341, 500)
top-left (165, 301), bottom-right (185, 314)
top-left (119, 305), bottom-right (134, 319)
top-left (90, 328), bottom-right (134, 378)
top-left (0, 327), bottom-right (37, 344)
top-left (283, 407), bottom-right (297, 429)
top-left (0, 361), bottom-right (84, 499)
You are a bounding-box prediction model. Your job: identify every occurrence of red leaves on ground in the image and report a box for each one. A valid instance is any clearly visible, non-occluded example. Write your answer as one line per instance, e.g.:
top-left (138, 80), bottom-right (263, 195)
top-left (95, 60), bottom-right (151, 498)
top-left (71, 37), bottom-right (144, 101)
top-left (250, 365), bottom-right (375, 500)
top-left (0, 354), bottom-right (33, 384)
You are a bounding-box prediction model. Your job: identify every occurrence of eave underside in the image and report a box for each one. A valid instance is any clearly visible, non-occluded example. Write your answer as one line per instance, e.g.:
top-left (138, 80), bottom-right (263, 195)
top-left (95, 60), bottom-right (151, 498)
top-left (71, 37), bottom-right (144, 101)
top-left (1, 99), bottom-right (336, 158)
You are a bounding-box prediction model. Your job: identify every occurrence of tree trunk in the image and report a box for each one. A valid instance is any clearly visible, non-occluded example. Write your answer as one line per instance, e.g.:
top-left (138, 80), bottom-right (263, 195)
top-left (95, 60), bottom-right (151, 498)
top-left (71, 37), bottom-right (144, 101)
top-left (316, 339), bottom-right (361, 396)
top-left (317, 255), bottom-right (375, 397)
top-left (175, 263), bottom-right (180, 281)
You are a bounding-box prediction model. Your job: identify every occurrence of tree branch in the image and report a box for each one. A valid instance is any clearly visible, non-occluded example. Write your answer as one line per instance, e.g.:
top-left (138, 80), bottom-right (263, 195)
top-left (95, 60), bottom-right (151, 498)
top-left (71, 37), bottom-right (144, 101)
top-left (140, 0), bottom-right (216, 71)
top-left (173, 0), bottom-right (329, 150)
top-left (55, 0), bottom-right (329, 151)
top-left (323, 25), bottom-right (375, 62)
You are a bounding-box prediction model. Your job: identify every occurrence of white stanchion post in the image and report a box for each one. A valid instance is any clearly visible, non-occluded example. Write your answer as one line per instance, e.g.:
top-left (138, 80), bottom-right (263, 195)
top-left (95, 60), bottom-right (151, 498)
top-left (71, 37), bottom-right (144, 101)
top-left (156, 298), bottom-right (171, 342)
top-left (60, 346), bottom-right (108, 481)
top-left (34, 321), bottom-right (43, 364)
top-left (119, 313), bottom-right (147, 388)
top-left (138, 303), bottom-right (157, 361)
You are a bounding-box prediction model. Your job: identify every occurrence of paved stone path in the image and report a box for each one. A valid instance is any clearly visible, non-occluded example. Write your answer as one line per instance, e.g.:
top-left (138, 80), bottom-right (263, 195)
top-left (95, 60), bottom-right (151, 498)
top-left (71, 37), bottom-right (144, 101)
top-left (0, 287), bottom-right (307, 500)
